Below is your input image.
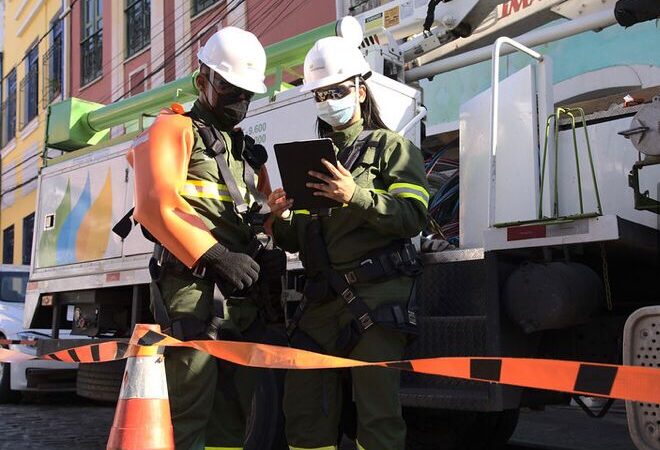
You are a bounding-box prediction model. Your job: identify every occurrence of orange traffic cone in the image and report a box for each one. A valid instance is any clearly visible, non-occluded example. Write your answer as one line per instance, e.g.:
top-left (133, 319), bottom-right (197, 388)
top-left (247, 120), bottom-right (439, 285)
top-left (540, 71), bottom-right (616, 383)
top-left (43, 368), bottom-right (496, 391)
top-left (107, 324), bottom-right (174, 450)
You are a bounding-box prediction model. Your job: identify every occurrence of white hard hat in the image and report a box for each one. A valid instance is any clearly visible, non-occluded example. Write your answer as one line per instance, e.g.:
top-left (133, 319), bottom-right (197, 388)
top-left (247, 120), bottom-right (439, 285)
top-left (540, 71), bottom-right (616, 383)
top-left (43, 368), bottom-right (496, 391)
top-left (197, 27), bottom-right (267, 94)
top-left (301, 36), bottom-right (371, 93)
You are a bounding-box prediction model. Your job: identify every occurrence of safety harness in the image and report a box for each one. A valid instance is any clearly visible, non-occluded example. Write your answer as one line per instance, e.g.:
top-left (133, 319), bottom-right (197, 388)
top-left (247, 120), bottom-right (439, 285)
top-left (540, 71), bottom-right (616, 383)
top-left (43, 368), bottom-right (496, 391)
top-left (113, 114), bottom-right (285, 340)
top-left (287, 131), bottom-right (423, 356)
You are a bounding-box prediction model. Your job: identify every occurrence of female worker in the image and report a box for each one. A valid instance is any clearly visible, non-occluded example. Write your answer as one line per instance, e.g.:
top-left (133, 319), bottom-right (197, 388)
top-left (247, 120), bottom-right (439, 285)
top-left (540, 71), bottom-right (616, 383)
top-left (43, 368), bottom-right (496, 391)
top-left (268, 36), bottom-right (429, 450)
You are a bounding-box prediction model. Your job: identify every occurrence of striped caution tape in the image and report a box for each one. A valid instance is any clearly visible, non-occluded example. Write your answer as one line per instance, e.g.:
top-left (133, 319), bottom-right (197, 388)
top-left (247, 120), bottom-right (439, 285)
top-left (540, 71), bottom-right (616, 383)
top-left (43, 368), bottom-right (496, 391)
top-left (0, 338), bottom-right (38, 347)
top-left (1, 324), bottom-right (659, 404)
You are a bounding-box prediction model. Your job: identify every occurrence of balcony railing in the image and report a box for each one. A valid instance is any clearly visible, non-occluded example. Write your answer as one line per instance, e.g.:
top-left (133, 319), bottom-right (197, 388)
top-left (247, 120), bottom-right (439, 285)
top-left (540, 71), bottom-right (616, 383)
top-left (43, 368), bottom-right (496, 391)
top-left (19, 69), bottom-right (39, 130)
top-left (126, 0), bottom-right (151, 58)
top-left (43, 37), bottom-right (63, 105)
top-left (1, 95), bottom-right (17, 147)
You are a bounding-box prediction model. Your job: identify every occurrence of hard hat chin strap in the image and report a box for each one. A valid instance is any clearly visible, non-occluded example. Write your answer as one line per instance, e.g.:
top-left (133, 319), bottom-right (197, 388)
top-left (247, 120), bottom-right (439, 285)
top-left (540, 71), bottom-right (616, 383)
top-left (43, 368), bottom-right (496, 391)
top-left (355, 75), bottom-right (361, 116)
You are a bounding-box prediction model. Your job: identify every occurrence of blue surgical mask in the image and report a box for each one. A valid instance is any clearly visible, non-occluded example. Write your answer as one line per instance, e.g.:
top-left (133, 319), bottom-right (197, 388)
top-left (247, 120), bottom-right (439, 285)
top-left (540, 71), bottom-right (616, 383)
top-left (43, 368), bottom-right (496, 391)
top-left (316, 90), bottom-right (358, 128)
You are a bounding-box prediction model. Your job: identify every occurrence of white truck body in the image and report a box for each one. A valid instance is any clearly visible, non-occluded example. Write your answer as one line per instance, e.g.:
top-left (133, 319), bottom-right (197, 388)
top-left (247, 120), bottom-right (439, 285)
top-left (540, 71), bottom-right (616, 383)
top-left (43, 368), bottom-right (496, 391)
top-left (22, 0), bottom-right (660, 447)
top-left (24, 72), bottom-right (421, 328)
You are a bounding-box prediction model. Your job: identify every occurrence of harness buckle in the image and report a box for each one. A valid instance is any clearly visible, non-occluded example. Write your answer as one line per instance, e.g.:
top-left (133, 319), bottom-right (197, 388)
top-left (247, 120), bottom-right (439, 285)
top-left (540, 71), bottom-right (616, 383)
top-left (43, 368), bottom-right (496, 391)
top-left (408, 310), bottom-right (417, 326)
top-left (341, 288), bottom-right (356, 304)
top-left (192, 264), bottom-right (207, 279)
top-left (392, 304), bottom-right (405, 326)
top-left (358, 313), bottom-right (374, 330)
top-left (154, 245), bottom-right (167, 267)
top-left (390, 251), bottom-right (403, 267)
top-left (344, 271), bottom-right (358, 284)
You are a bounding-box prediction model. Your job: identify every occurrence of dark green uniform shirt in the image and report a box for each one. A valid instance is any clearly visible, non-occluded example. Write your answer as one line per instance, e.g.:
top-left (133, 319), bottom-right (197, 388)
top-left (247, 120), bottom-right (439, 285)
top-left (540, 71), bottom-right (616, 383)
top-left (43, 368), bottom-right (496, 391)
top-left (182, 101), bottom-right (256, 253)
top-left (160, 101), bottom-right (262, 328)
top-left (273, 119), bottom-right (429, 269)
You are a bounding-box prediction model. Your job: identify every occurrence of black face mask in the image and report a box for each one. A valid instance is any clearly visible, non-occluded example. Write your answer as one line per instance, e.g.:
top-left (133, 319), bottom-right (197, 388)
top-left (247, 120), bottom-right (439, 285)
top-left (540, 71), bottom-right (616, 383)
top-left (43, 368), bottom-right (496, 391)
top-left (204, 77), bottom-right (252, 131)
top-left (214, 97), bottom-right (250, 131)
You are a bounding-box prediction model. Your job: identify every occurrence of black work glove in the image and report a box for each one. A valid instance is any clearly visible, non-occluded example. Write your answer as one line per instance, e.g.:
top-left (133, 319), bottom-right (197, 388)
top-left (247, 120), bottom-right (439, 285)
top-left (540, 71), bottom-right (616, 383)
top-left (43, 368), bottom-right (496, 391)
top-left (200, 243), bottom-right (260, 292)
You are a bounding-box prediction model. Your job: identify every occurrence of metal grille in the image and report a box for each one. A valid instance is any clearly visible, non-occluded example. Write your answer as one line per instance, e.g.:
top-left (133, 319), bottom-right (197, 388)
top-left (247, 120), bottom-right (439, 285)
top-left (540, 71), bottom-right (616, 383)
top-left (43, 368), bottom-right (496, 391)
top-left (19, 70), bottom-right (39, 130)
top-left (1, 98), bottom-right (16, 147)
top-left (42, 37), bottom-right (63, 106)
top-left (633, 320), bottom-right (660, 447)
top-left (126, 0), bottom-right (151, 58)
top-left (401, 316), bottom-right (490, 409)
top-left (2, 70), bottom-right (17, 146)
top-left (81, 30), bottom-right (103, 85)
top-left (416, 258), bottom-right (487, 316)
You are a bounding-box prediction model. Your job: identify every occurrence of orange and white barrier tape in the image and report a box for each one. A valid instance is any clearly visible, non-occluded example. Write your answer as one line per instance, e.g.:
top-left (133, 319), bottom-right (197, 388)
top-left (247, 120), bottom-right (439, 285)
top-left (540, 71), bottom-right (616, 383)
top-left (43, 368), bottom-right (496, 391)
top-left (1, 324), bottom-right (658, 404)
top-left (0, 338), bottom-right (37, 347)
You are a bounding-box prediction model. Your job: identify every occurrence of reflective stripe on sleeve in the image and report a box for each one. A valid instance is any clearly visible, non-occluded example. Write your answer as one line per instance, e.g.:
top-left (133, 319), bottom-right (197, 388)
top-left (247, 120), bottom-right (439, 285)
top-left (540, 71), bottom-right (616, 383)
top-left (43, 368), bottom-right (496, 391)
top-left (387, 182), bottom-right (429, 208)
top-left (179, 180), bottom-right (233, 202)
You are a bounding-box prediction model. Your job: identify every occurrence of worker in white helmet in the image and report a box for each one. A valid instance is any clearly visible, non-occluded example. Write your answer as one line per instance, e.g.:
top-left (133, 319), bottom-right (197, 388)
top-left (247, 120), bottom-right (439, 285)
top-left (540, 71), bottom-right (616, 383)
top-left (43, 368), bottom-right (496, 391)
top-left (127, 27), bottom-right (286, 449)
top-left (269, 36), bottom-right (429, 450)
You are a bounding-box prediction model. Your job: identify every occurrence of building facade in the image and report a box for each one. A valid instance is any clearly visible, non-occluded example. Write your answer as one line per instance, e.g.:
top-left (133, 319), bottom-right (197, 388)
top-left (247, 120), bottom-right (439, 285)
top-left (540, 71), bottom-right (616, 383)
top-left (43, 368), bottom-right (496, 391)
top-left (1, 0), bottom-right (65, 266)
top-left (0, 0), bottom-right (338, 265)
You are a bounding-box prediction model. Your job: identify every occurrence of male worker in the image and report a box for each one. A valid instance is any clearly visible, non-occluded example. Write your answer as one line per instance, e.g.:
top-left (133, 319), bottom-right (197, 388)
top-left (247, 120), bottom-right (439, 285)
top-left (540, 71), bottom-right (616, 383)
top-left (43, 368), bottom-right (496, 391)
top-left (127, 27), bottom-right (283, 449)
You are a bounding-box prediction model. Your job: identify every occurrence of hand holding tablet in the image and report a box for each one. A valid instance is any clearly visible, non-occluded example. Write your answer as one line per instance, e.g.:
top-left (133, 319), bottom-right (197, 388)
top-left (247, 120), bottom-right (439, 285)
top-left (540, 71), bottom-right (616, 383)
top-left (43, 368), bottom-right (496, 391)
top-left (274, 138), bottom-right (344, 211)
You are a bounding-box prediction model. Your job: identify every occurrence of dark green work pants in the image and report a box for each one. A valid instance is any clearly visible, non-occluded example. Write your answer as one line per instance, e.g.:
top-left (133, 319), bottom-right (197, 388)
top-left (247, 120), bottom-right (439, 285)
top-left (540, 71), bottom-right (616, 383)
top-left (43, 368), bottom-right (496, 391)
top-left (284, 277), bottom-right (412, 450)
top-left (156, 271), bottom-right (259, 450)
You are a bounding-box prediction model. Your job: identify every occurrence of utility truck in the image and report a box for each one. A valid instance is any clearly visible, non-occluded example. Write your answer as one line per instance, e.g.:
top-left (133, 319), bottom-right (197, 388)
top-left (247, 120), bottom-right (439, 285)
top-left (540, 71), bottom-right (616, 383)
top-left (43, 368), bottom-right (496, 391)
top-left (24, 0), bottom-right (659, 448)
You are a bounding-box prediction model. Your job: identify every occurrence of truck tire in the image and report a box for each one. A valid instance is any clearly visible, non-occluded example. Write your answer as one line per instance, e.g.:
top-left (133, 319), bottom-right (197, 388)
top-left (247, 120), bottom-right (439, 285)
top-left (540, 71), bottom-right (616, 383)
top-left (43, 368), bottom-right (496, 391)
top-left (404, 407), bottom-right (520, 450)
top-left (0, 337), bottom-right (21, 404)
top-left (76, 360), bottom-right (126, 403)
top-left (244, 368), bottom-right (288, 450)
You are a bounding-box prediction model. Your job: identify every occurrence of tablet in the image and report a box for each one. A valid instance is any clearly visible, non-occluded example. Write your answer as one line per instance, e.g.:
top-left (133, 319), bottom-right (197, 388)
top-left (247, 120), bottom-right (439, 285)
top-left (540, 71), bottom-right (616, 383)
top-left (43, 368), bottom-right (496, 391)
top-left (274, 138), bottom-right (342, 211)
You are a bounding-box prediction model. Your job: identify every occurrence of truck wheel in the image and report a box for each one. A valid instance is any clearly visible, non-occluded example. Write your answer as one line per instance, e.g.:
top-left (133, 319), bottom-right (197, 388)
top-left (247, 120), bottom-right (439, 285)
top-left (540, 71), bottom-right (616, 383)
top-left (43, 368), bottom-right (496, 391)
top-left (404, 407), bottom-right (520, 450)
top-left (490, 408), bottom-right (520, 446)
top-left (76, 360), bottom-right (126, 403)
top-left (244, 368), bottom-right (288, 450)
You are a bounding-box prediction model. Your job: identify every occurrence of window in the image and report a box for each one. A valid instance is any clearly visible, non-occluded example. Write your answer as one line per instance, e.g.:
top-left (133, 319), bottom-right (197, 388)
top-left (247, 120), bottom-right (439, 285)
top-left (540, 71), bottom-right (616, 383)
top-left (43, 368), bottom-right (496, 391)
top-left (22, 214), bottom-right (35, 265)
top-left (2, 69), bottom-right (17, 146)
top-left (193, 0), bottom-right (220, 16)
top-left (81, 0), bottom-right (103, 85)
top-left (0, 271), bottom-right (28, 303)
top-left (44, 18), bottom-right (64, 104)
top-left (3, 225), bottom-right (15, 264)
top-left (20, 45), bottom-right (39, 128)
top-left (126, 0), bottom-right (151, 58)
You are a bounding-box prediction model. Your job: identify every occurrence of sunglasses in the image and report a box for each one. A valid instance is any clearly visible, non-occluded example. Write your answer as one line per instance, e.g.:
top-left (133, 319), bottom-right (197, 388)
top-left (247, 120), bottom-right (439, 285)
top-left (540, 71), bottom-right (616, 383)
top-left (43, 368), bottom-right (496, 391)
top-left (313, 84), bottom-right (356, 102)
top-left (207, 73), bottom-right (254, 100)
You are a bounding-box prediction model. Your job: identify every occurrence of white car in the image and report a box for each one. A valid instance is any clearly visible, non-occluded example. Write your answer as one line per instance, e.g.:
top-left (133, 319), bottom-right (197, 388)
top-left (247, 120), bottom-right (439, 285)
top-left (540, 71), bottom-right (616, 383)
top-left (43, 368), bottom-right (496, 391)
top-left (0, 264), bottom-right (77, 402)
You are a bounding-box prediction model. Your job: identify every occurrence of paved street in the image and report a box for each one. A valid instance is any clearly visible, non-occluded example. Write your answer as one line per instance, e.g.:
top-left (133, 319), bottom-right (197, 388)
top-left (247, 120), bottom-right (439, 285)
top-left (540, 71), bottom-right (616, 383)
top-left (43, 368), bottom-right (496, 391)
top-left (0, 394), bottom-right (636, 450)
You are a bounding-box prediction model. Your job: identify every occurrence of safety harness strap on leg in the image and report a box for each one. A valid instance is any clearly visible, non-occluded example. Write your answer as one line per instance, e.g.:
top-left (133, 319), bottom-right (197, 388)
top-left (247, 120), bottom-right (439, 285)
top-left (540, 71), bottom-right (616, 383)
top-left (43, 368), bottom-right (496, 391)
top-left (291, 216), bottom-right (421, 355)
top-left (148, 247), bottom-right (208, 340)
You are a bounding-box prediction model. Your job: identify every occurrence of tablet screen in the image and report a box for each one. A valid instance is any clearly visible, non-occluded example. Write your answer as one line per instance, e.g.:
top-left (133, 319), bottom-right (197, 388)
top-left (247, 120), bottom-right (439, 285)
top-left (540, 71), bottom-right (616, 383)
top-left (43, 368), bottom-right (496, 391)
top-left (274, 138), bottom-right (342, 211)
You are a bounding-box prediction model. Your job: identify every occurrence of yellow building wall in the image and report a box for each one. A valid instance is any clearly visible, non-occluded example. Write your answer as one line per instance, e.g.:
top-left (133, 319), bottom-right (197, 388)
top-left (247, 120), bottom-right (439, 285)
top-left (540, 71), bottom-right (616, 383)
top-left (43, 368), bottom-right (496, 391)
top-left (1, 0), bottom-right (63, 265)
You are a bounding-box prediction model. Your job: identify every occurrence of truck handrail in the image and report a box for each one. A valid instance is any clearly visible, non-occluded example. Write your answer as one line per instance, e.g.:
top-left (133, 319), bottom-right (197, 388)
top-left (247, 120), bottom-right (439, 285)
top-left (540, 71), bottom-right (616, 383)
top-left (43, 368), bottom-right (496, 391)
top-left (488, 37), bottom-right (543, 227)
